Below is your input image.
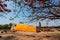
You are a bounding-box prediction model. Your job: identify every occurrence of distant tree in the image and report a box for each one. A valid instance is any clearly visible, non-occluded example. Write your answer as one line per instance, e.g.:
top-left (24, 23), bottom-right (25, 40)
top-left (8, 23), bottom-right (13, 29)
top-left (0, 23), bottom-right (12, 29)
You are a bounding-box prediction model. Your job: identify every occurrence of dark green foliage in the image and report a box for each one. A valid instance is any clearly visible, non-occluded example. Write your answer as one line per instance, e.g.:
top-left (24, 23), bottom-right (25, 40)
top-left (0, 23), bottom-right (12, 29)
top-left (42, 26), bottom-right (60, 28)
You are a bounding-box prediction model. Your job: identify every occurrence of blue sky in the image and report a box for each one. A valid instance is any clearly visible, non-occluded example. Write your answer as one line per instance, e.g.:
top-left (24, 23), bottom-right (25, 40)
top-left (0, 0), bottom-right (60, 26)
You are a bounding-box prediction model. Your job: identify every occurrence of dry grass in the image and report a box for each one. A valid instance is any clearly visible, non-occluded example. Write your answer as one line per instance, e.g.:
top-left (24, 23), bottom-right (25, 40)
top-left (0, 30), bottom-right (60, 40)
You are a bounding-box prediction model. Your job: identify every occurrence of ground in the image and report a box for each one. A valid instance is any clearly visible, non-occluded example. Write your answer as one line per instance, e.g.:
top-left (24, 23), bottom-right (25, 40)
top-left (0, 28), bottom-right (60, 40)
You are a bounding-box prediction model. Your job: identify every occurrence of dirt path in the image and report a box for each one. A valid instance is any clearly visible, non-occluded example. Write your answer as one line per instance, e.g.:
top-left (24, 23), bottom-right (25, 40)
top-left (0, 31), bottom-right (60, 40)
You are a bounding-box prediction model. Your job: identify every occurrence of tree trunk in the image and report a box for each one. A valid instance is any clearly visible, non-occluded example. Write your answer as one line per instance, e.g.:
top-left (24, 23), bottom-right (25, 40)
top-left (36, 22), bottom-right (41, 33)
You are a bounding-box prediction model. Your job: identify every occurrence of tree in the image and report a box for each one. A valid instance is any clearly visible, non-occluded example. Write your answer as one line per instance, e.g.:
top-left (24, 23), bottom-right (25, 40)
top-left (0, 23), bottom-right (12, 29)
top-left (0, 0), bottom-right (60, 23)
top-left (0, 0), bottom-right (11, 12)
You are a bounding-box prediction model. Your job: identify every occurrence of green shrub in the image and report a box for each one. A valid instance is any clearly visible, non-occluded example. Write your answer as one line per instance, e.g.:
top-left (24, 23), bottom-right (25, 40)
top-left (0, 23), bottom-right (12, 29)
